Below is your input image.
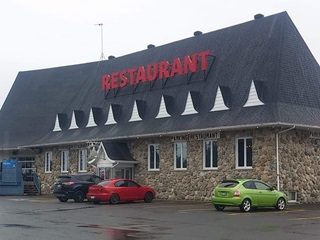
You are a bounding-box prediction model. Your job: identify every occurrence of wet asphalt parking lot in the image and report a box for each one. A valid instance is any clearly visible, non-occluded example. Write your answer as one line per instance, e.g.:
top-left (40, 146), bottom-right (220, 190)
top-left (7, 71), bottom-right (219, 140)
top-left (0, 196), bottom-right (320, 240)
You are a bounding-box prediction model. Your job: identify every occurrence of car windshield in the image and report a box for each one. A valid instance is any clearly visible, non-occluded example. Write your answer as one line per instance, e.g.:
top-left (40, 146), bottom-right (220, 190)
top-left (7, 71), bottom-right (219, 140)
top-left (98, 181), bottom-right (112, 186)
top-left (218, 180), bottom-right (239, 188)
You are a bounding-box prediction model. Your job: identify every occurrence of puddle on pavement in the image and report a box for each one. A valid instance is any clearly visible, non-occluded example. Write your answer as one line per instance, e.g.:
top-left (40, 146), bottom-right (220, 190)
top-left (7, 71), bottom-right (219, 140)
top-left (106, 228), bottom-right (153, 240)
top-left (0, 224), bottom-right (39, 229)
top-left (78, 224), bottom-right (166, 239)
top-left (78, 224), bottom-right (102, 229)
top-left (11, 206), bottom-right (94, 216)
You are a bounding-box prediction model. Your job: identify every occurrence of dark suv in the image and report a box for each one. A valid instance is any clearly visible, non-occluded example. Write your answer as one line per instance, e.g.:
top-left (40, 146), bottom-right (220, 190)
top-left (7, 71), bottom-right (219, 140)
top-left (53, 174), bottom-right (102, 202)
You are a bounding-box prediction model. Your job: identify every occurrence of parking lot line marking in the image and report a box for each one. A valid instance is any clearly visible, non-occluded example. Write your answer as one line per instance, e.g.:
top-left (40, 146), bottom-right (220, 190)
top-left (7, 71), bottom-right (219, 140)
top-left (146, 205), bottom-right (177, 209)
top-left (179, 208), bottom-right (212, 213)
top-left (288, 216), bottom-right (320, 221)
top-left (9, 198), bottom-right (29, 201)
top-left (228, 212), bottom-right (251, 216)
top-left (146, 203), bottom-right (211, 209)
top-left (228, 209), bottom-right (305, 216)
top-left (30, 199), bottom-right (57, 203)
top-left (284, 209), bottom-right (305, 213)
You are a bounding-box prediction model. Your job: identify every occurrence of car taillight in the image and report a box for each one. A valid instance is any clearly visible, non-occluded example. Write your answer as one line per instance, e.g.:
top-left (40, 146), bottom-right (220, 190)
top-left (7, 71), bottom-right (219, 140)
top-left (63, 182), bottom-right (75, 185)
top-left (234, 189), bottom-right (241, 197)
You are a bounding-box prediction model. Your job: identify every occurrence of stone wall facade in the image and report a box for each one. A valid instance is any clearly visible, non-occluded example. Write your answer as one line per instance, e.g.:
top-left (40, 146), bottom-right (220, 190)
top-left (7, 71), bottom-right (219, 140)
top-left (35, 127), bottom-right (320, 203)
top-left (278, 129), bottom-right (320, 203)
top-left (35, 144), bottom-right (95, 195)
top-left (131, 128), bottom-right (320, 203)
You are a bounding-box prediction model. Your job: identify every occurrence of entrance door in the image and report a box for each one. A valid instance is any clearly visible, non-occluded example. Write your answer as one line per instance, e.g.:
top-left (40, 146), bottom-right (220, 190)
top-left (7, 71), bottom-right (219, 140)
top-left (124, 168), bottom-right (132, 179)
top-left (114, 168), bottom-right (133, 179)
top-left (18, 157), bottom-right (36, 181)
top-left (98, 168), bottom-right (105, 179)
top-left (98, 168), bottom-right (111, 180)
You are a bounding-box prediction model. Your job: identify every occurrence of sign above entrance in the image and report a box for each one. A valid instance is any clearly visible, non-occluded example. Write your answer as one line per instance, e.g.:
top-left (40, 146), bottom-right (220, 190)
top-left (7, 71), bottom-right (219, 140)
top-left (102, 50), bottom-right (211, 90)
top-left (2, 159), bottom-right (16, 168)
top-left (172, 132), bottom-right (220, 142)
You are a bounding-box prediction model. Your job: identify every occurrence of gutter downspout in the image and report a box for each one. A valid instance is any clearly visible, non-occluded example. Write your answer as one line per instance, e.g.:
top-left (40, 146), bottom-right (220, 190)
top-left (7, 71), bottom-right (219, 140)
top-left (275, 126), bottom-right (295, 191)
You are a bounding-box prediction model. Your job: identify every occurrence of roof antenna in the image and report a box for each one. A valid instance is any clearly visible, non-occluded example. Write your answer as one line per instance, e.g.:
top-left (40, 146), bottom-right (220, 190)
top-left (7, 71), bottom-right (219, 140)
top-left (95, 23), bottom-right (105, 60)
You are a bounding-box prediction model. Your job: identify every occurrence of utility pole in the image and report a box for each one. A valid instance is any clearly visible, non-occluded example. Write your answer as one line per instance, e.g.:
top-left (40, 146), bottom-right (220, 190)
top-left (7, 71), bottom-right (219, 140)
top-left (95, 23), bottom-right (105, 60)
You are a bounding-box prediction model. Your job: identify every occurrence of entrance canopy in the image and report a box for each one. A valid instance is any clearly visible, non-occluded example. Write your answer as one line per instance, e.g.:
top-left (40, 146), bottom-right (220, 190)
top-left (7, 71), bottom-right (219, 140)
top-left (89, 142), bottom-right (138, 168)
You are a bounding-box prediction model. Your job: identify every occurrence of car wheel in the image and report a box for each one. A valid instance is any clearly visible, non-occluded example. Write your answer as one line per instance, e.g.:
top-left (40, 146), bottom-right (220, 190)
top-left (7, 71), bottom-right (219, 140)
top-left (144, 192), bottom-right (153, 203)
top-left (240, 198), bottom-right (251, 212)
top-left (74, 190), bottom-right (85, 203)
top-left (57, 197), bottom-right (68, 202)
top-left (109, 194), bottom-right (120, 204)
top-left (275, 197), bottom-right (286, 211)
top-left (214, 205), bottom-right (225, 211)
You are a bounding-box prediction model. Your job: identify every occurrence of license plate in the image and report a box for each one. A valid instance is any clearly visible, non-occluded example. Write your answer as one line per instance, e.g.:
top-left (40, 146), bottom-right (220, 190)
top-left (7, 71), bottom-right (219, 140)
top-left (220, 192), bottom-right (227, 196)
top-left (90, 196), bottom-right (95, 199)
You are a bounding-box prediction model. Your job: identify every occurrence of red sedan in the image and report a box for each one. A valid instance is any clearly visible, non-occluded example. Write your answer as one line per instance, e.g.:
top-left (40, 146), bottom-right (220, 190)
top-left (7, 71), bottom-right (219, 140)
top-left (86, 179), bottom-right (156, 204)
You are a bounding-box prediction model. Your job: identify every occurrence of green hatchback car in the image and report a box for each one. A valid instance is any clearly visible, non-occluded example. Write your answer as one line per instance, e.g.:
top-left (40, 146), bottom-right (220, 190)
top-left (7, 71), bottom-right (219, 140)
top-left (211, 179), bottom-right (288, 212)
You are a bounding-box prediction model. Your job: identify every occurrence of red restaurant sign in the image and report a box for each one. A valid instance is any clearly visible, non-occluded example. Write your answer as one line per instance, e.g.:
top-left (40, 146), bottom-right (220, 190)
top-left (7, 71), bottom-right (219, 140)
top-left (102, 50), bottom-right (211, 90)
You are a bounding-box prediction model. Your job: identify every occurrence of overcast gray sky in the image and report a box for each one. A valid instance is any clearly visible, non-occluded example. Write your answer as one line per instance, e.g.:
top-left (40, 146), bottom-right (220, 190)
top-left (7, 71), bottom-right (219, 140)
top-left (1, 0), bottom-right (319, 109)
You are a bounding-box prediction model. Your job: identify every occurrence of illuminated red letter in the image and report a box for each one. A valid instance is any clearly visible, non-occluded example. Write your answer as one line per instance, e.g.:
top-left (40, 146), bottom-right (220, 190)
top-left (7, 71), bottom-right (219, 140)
top-left (119, 70), bottom-right (128, 88)
top-left (127, 68), bottom-right (137, 85)
top-left (147, 63), bottom-right (158, 81)
top-left (159, 61), bottom-right (170, 79)
top-left (102, 74), bottom-right (111, 90)
top-left (184, 54), bottom-right (197, 73)
top-left (111, 72), bottom-right (120, 89)
top-left (170, 57), bottom-right (183, 77)
top-left (136, 66), bottom-right (147, 83)
top-left (197, 50), bottom-right (211, 70)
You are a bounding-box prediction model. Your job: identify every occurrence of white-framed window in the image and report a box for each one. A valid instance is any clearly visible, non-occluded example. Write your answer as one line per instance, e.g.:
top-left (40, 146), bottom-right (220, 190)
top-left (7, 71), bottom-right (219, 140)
top-left (236, 137), bottom-right (252, 169)
top-left (148, 144), bottom-right (160, 171)
top-left (44, 151), bottom-right (52, 173)
top-left (174, 142), bottom-right (187, 170)
top-left (288, 191), bottom-right (298, 202)
top-left (203, 140), bottom-right (218, 169)
top-left (79, 149), bottom-right (87, 172)
top-left (61, 150), bottom-right (69, 173)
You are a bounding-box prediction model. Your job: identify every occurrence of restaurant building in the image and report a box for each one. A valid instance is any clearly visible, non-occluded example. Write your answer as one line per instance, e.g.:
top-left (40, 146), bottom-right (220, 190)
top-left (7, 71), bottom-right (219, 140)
top-left (0, 12), bottom-right (320, 203)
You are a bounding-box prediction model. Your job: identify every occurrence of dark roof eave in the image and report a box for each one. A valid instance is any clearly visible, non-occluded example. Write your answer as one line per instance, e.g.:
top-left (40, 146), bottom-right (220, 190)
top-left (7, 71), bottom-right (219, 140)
top-left (16, 122), bottom-right (317, 149)
top-left (0, 147), bottom-right (21, 151)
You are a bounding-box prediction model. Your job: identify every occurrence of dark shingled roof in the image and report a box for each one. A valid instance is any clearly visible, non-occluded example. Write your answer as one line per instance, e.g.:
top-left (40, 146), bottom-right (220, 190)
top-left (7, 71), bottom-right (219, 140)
top-left (102, 142), bottom-right (136, 162)
top-left (0, 11), bottom-right (319, 149)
